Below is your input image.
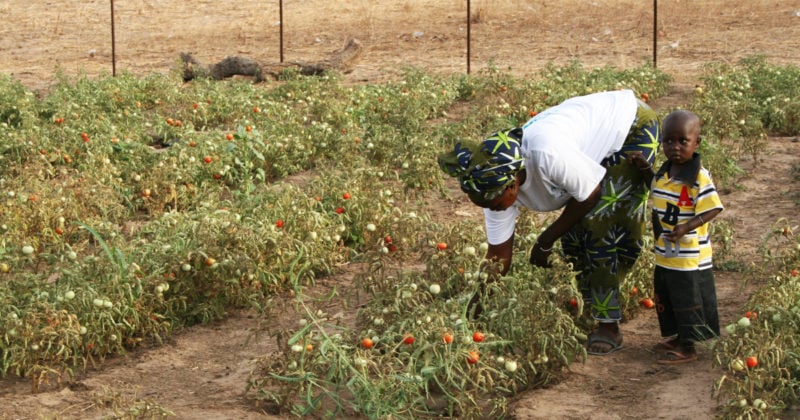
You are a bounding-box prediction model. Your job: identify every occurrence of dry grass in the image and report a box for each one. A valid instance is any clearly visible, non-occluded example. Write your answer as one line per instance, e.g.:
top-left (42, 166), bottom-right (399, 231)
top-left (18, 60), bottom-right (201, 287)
top-left (0, 0), bottom-right (798, 91)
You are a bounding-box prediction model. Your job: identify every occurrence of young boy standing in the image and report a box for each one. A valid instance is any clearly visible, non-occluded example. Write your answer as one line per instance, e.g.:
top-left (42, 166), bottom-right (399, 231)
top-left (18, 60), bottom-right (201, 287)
top-left (629, 109), bottom-right (724, 364)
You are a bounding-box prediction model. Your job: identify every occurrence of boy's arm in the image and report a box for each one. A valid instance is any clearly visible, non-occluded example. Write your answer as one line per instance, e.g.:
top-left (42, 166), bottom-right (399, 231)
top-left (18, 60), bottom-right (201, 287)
top-left (697, 208), bottom-right (722, 225)
top-left (663, 208), bottom-right (722, 242)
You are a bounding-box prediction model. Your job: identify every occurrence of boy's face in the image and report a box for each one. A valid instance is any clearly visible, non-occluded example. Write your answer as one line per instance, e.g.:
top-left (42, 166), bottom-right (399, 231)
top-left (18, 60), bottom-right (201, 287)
top-left (661, 117), bottom-right (701, 165)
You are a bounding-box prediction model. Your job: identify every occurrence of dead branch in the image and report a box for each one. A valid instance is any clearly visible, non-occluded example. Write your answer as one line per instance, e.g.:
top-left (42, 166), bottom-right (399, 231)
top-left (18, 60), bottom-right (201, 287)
top-left (181, 38), bottom-right (363, 82)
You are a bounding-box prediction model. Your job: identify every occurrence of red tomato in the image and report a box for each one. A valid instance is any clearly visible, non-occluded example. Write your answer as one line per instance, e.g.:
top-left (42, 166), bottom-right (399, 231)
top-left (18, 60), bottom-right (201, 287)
top-left (746, 356), bottom-right (758, 368)
top-left (791, 268), bottom-right (799, 277)
top-left (466, 350), bottom-right (480, 364)
top-left (639, 298), bottom-right (655, 309)
top-left (361, 337), bottom-right (374, 349)
top-left (384, 235), bottom-right (393, 244)
top-left (472, 331), bottom-right (485, 343)
top-left (568, 298), bottom-right (579, 308)
top-left (630, 286), bottom-right (639, 296)
top-left (442, 333), bottom-right (454, 344)
top-left (203, 156), bottom-right (213, 164)
top-left (745, 311), bottom-right (758, 320)
top-left (226, 133), bottom-right (234, 141)
top-left (275, 220), bottom-right (284, 228)
top-left (402, 334), bottom-right (415, 345)
top-left (436, 242), bottom-right (448, 251)
top-left (335, 207), bottom-right (345, 214)
top-left (342, 192), bottom-right (351, 200)
top-left (204, 257), bottom-right (216, 266)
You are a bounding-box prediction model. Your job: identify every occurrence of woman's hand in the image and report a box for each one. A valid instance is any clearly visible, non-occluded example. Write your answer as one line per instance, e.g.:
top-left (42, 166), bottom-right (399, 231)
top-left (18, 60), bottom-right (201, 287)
top-left (529, 242), bottom-right (553, 267)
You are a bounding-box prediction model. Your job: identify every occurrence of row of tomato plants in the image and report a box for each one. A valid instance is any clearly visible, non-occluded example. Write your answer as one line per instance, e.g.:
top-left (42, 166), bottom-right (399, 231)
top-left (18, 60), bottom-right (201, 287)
top-left (246, 209), bottom-right (660, 417)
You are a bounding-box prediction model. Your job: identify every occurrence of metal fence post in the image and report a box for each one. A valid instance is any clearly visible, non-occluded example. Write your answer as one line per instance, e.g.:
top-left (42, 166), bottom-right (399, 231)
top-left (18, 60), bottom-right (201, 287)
top-left (110, 0), bottom-right (116, 76)
top-left (280, 0), bottom-right (284, 63)
top-left (467, 0), bottom-right (471, 74)
top-left (653, 0), bottom-right (657, 68)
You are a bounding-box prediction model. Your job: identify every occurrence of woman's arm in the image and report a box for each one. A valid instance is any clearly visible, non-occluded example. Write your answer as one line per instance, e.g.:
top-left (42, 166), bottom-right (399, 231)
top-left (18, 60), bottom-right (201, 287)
top-left (530, 183), bottom-right (602, 266)
top-left (485, 234), bottom-right (514, 276)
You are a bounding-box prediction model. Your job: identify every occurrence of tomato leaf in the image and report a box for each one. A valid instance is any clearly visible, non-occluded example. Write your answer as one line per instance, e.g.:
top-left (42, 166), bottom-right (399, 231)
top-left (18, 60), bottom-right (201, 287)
top-left (287, 323), bottom-right (313, 346)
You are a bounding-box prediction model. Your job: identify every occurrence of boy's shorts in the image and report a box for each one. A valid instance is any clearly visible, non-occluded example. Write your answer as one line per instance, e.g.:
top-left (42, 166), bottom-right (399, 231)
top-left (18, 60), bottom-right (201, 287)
top-left (653, 266), bottom-right (720, 342)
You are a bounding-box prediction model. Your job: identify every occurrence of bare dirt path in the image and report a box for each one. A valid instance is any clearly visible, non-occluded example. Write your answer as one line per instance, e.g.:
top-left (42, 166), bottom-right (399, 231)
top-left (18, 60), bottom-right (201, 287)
top-left (2, 1), bottom-right (800, 419)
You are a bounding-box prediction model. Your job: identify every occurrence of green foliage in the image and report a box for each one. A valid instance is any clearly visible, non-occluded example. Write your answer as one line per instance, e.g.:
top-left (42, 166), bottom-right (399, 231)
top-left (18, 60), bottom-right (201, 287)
top-left (0, 57), bottom-right (797, 417)
top-left (712, 223), bottom-right (800, 418)
top-left (690, 56), bottom-right (800, 189)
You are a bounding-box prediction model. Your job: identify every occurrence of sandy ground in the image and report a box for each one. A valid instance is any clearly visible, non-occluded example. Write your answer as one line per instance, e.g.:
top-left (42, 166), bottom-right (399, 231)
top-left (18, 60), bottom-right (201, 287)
top-left (1, 0), bottom-right (800, 418)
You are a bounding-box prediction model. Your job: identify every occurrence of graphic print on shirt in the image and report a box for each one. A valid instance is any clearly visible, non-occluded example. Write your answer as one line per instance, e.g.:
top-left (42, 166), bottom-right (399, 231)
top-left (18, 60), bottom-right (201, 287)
top-left (653, 202), bottom-right (682, 257)
top-left (676, 185), bottom-right (693, 207)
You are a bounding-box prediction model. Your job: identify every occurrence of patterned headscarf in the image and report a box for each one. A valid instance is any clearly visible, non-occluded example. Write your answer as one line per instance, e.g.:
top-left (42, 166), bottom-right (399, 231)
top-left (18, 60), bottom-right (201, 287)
top-left (438, 127), bottom-right (525, 204)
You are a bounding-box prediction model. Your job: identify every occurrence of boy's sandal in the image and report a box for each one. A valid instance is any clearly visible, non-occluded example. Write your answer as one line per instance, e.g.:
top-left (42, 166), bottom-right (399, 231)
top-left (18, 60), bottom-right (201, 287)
top-left (652, 337), bottom-right (680, 351)
top-left (657, 350), bottom-right (698, 364)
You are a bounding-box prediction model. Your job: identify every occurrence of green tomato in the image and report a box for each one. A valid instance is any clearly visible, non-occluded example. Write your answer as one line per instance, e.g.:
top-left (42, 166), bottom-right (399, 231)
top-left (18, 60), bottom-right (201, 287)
top-left (504, 360), bottom-right (518, 372)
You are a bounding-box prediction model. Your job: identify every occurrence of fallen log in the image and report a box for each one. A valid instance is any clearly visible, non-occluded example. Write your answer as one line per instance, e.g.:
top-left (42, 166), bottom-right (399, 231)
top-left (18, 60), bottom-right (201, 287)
top-left (181, 38), bottom-right (363, 82)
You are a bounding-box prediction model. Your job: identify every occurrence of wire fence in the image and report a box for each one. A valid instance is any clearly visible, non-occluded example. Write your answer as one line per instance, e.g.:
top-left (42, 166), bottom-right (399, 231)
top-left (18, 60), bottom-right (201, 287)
top-left (1, 0), bottom-right (799, 90)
